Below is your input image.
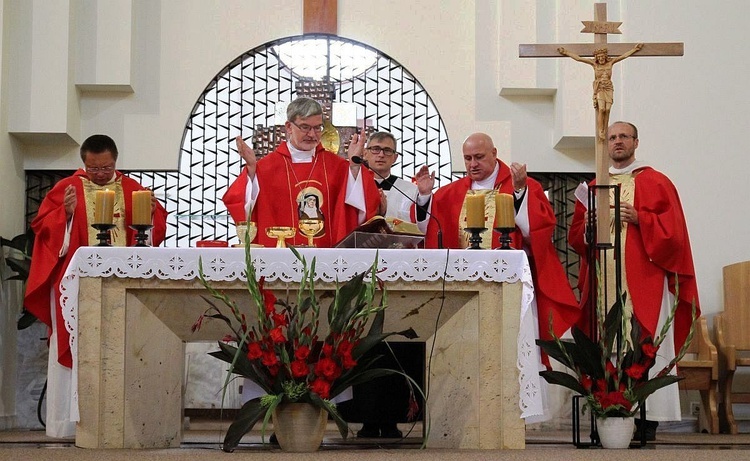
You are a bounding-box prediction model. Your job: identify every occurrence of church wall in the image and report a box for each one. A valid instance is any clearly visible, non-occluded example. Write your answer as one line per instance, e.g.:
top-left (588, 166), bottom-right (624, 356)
top-left (1, 0), bottom-right (749, 423)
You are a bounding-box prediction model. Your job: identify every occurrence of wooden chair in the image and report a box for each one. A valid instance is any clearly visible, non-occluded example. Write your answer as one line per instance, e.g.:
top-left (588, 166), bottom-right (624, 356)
top-left (677, 316), bottom-right (719, 434)
top-left (715, 260), bottom-right (750, 434)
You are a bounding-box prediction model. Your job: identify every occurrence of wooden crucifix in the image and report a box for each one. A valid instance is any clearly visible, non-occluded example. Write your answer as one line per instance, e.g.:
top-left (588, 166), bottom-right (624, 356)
top-left (519, 3), bottom-right (683, 245)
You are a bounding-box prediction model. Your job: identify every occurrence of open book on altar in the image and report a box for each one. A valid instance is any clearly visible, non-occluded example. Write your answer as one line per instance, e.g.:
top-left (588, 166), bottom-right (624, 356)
top-left (334, 216), bottom-right (424, 249)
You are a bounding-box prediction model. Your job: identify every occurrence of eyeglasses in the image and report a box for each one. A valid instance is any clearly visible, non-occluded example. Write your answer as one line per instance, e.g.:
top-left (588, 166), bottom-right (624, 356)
top-left (85, 166), bottom-right (115, 174)
top-left (607, 134), bottom-right (637, 142)
top-left (290, 120), bottom-right (325, 134)
top-left (365, 146), bottom-right (397, 156)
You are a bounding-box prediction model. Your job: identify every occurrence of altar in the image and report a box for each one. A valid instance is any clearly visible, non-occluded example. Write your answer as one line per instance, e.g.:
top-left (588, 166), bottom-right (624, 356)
top-left (60, 247), bottom-right (544, 449)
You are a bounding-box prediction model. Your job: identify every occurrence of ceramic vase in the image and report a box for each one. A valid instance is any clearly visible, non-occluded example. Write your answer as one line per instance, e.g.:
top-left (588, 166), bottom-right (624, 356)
top-left (272, 402), bottom-right (327, 452)
top-left (596, 416), bottom-right (635, 449)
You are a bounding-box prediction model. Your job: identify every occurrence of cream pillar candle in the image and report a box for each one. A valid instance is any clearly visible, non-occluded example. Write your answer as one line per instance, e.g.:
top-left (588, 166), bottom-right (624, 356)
top-left (465, 194), bottom-right (485, 228)
top-left (132, 190), bottom-right (152, 225)
top-left (494, 193), bottom-right (515, 228)
top-left (94, 189), bottom-right (115, 224)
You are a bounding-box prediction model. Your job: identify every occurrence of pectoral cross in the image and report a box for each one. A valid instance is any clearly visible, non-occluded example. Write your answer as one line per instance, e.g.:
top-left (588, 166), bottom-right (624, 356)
top-left (519, 3), bottom-right (683, 244)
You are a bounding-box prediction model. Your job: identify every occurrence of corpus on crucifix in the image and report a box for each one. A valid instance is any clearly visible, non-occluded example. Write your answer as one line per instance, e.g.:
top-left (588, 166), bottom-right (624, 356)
top-left (557, 43), bottom-right (643, 141)
top-left (519, 2), bottom-right (683, 245)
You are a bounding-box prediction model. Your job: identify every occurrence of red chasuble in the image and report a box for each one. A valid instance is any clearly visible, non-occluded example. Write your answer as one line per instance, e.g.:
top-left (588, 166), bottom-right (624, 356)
top-left (24, 170), bottom-right (168, 368)
top-left (223, 142), bottom-right (381, 248)
top-left (568, 166), bottom-right (700, 353)
top-left (422, 160), bottom-right (580, 354)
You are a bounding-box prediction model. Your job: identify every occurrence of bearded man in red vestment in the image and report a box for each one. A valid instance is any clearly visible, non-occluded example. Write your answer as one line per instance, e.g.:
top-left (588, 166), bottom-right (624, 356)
top-left (568, 121), bottom-right (700, 439)
top-left (24, 134), bottom-right (168, 438)
top-left (413, 132), bottom-right (580, 363)
top-left (222, 97), bottom-right (381, 248)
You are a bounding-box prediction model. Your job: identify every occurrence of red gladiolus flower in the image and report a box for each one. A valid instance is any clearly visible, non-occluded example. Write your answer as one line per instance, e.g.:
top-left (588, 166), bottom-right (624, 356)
top-left (341, 352), bottom-right (357, 370)
top-left (605, 360), bottom-right (617, 375)
top-left (581, 375), bottom-right (593, 391)
top-left (269, 326), bottom-right (286, 343)
top-left (641, 342), bottom-right (658, 359)
top-left (598, 390), bottom-right (632, 411)
top-left (337, 339), bottom-right (354, 356)
top-left (625, 362), bottom-right (647, 380)
top-left (310, 377), bottom-right (331, 399)
top-left (191, 315), bottom-right (204, 333)
top-left (261, 349), bottom-right (278, 367)
top-left (290, 360), bottom-right (309, 378)
top-left (295, 345), bottom-right (311, 361)
top-left (321, 342), bottom-right (334, 357)
top-left (267, 364), bottom-right (280, 377)
top-left (314, 357), bottom-right (342, 380)
top-left (272, 311), bottom-right (288, 327)
top-left (247, 342), bottom-right (263, 360)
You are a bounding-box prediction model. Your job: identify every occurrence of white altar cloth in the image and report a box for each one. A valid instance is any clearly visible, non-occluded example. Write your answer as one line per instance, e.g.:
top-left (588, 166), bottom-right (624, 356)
top-left (59, 247), bottom-right (545, 423)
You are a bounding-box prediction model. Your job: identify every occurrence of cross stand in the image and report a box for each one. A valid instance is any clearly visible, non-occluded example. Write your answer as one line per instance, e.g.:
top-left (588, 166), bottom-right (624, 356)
top-left (571, 184), bottom-right (646, 449)
top-left (91, 223), bottom-right (115, 247)
top-left (494, 226), bottom-right (515, 249)
top-left (464, 227), bottom-right (487, 249)
top-left (130, 224), bottom-right (154, 247)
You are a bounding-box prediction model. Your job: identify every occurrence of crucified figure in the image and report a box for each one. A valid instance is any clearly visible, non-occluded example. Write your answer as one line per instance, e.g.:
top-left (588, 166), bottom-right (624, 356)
top-left (558, 43), bottom-right (643, 140)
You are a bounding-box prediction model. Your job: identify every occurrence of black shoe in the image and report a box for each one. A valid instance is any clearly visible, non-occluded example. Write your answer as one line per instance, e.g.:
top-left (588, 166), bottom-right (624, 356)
top-left (379, 424), bottom-right (403, 439)
top-left (357, 423), bottom-right (380, 438)
top-left (633, 419), bottom-right (658, 441)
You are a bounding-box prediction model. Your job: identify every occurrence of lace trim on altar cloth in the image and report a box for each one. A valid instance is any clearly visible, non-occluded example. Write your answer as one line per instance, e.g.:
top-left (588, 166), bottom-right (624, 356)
top-left (59, 247), bottom-right (545, 422)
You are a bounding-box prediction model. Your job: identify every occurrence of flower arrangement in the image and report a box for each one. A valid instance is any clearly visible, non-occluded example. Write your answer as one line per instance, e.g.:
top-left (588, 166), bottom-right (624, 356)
top-left (193, 247), bottom-right (421, 451)
top-left (536, 288), bottom-right (696, 419)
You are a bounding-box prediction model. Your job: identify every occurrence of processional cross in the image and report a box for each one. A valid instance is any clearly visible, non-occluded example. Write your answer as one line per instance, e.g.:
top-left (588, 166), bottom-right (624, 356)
top-left (519, 3), bottom-right (683, 244)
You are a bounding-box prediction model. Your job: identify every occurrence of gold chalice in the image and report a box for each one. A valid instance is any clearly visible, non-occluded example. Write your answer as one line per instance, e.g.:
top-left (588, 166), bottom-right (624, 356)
top-left (235, 221), bottom-right (258, 245)
top-left (298, 218), bottom-right (324, 247)
top-left (266, 226), bottom-right (296, 248)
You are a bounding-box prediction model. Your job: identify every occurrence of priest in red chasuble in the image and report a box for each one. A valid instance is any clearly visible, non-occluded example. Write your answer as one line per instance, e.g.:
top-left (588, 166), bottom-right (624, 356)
top-left (569, 121), bottom-right (700, 435)
top-left (24, 134), bottom-right (168, 438)
top-left (223, 97), bottom-right (381, 248)
top-left (413, 132), bottom-right (580, 358)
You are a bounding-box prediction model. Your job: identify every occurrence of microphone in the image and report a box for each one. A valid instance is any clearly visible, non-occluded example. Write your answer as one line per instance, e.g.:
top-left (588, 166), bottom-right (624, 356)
top-left (353, 156), bottom-right (443, 249)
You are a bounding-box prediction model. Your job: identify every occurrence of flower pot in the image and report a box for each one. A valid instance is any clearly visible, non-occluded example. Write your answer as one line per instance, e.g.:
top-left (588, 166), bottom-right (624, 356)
top-left (272, 402), bottom-right (327, 452)
top-left (596, 416), bottom-right (634, 449)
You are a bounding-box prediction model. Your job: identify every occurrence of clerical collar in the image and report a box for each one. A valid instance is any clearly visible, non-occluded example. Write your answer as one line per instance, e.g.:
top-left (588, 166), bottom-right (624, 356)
top-left (376, 175), bottom-right (398, 191)
top-left (471, 162), bottom-right (500, 190)
top-left (610, 159), bottom-right (648, 175)
top-left (286, 142), bottom-right (315, 163)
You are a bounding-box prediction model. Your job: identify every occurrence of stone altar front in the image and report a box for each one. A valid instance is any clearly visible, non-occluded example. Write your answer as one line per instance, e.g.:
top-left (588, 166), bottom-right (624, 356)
top-left (61, 248), bottom-right (541, 449)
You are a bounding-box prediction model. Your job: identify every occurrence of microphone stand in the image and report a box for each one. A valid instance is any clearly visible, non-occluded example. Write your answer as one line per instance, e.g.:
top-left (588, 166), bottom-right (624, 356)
top-left (352, 156), bottom-right (443, 249)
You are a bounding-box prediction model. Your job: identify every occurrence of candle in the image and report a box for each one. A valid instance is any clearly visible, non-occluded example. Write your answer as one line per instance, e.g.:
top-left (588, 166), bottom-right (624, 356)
top-left (465, 193), bottom-right (485, 228)
top-left (494, 193), bottom-right (515, 228)
top-left (94, 189), bottom-right (115, 224)
top-left (132, 190), bottom-right (152, 225)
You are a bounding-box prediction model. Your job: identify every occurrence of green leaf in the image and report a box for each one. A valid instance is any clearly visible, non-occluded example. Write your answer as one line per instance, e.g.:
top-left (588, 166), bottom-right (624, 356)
top-left (569, 326), bottom-right (605, 379)
top-left (539, 370), bottom-right (588, 395)
top-left (630, 375), bottom-right (683, 402)
top-left (16, 310), bottom-right (38, 330)
top-left (310, 393), bottom-right (349, 439)
top-left (221, 398), bottom-right (267, 452)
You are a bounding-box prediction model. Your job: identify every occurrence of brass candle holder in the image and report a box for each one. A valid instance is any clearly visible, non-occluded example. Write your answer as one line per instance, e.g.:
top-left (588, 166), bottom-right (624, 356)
top-left (494, 226), bottom-right (515, 250)
top-left (129, 224), bottom-right (153, 247)
top-left (298, 219), bottom-right (324, 247)
top-left (266, 226), bottom-right (296, 248)
top-left (464, 227), bottom-right (487, 250)
top-left (91, 223), bottom-right (116, 246)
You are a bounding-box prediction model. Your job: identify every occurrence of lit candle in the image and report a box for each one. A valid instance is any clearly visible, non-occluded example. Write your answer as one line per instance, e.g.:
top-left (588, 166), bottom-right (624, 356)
top-left (494, 193), bottom-right (515, 228)
top-left (465, 194), bottom-right (485, 228)
top-left (132, 190), bottom-right (152, 225)
top-left (94, 189), bottom-right (115, 224)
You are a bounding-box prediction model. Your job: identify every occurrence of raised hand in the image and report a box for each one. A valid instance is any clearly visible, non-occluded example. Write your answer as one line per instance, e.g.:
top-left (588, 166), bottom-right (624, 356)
top-left (414, 165), bottom-right (435, 196)
top-left (235, 136), bottom-right (257, 179)
top-left (63, 185), bottom-right (77, 218)
top-left (510, 162), bottom-right (528, 191)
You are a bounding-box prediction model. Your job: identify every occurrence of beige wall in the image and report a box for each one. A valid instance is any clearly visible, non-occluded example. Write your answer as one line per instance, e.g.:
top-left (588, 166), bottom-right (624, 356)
top-left (1, 0), bottom-right (749, 413)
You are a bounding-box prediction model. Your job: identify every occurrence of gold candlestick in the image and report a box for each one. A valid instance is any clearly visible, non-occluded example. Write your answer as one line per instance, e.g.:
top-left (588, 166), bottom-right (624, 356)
top-left (298, 219), bottom-right (324, 247)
